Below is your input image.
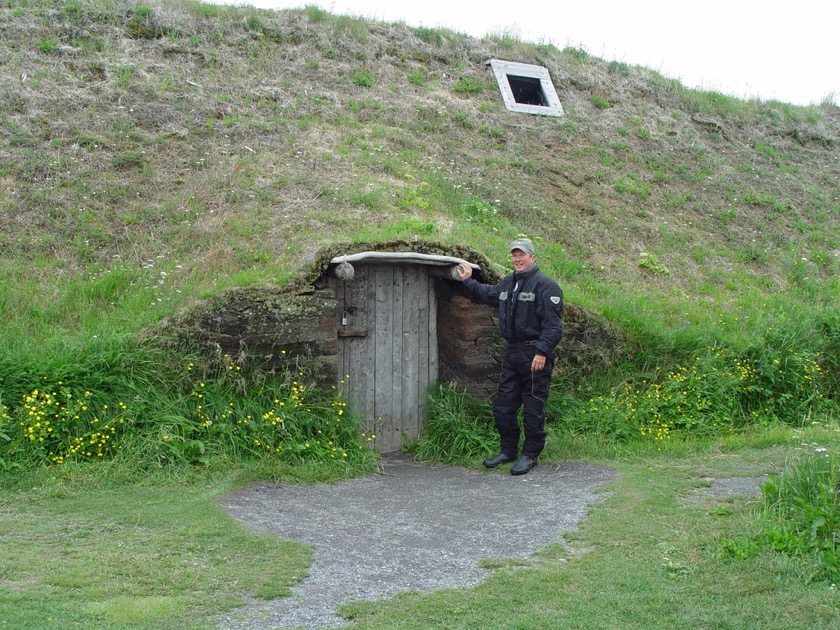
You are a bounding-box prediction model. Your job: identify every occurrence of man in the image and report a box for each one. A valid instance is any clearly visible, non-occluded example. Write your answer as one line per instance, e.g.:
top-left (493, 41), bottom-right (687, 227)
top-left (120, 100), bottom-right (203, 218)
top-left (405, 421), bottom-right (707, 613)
top-left (456, 238), bottom-right (563, 475)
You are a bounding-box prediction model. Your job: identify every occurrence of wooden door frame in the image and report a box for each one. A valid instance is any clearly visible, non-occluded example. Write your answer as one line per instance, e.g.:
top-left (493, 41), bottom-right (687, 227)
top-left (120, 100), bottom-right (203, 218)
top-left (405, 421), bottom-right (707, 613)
top-left (334, 263), bottom-right (438, 451)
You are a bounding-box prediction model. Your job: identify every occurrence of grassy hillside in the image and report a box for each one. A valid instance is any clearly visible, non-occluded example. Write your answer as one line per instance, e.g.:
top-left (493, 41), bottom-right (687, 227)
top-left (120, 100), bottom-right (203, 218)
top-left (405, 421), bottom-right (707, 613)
top-left (1, 0), bottom-right (838, 451)
top-left (1, 4), bottom-right (839, 627)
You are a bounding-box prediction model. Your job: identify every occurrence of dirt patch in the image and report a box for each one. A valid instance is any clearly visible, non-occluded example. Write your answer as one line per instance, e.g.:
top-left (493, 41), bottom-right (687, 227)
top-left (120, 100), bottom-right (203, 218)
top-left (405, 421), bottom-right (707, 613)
top-left (688, 475), bottom-right (769, 500)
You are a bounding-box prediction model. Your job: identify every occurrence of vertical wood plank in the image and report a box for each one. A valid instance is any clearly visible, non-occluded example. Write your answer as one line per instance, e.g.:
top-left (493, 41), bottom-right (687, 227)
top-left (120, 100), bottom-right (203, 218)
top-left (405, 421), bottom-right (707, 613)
top-left (338, 278), bottom-right (356, 411)
top-left (417, 267), bottom-right (430, 444)
top-left (391, 266), bottom-right (404, 441)
top-left (348, 266), bottom-right (374, 438)
top-left (334, 279), bottom-right (346, 382)
top-left (424, 272), bottom-right (438, 437)
top-left (336, 271), bottom-right (366, 442)
top-left (401, 266), bottom-right (419, 441)
top-left (374, 265), bottom-right (396, 450)
top-left (361, 266), bottom-right (376, 435)
top-left (402, 270), bottom-right (412, 441)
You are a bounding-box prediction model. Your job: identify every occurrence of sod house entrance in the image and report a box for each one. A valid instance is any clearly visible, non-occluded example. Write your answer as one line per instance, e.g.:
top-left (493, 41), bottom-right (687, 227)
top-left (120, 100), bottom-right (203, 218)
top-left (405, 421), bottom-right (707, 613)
top-left (157, 241), bottom-right (622, 454)
top-left (327, 252), bottom-right (482, 452)
top-left (160, 241), bottom-right (534, 453)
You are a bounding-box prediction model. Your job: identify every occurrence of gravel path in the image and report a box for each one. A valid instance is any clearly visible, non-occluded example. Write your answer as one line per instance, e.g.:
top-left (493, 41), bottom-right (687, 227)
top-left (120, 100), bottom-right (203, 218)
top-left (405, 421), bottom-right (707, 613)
top-left (216, 455), bottom-right (615, 629)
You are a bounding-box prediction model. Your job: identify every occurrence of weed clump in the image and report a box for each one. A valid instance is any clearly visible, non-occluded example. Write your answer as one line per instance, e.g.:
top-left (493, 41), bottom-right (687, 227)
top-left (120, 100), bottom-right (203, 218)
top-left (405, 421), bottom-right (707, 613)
top-left (721, 453), bottom-right (839, 583)
top-left (414, 384), bottom-right (496, 463)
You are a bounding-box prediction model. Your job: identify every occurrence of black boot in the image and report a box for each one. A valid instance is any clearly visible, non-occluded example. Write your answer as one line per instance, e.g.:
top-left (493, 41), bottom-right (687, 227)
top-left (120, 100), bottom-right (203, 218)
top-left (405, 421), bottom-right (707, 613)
top-left (483, 452), bottom-right (516, 468)
top-left (510, 455), bottom-right (537, 475)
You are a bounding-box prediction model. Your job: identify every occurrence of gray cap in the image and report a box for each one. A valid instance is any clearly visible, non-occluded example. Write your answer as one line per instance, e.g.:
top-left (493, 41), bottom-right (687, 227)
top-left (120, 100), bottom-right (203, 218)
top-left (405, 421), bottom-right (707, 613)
top-left (509, 238), bottom-right (535, 255)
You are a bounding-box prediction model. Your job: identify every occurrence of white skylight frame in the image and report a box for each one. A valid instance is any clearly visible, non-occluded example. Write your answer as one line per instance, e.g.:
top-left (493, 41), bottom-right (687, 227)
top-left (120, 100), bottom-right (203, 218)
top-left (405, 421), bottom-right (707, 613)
top-left (486, 59), bottom-right (565, 117)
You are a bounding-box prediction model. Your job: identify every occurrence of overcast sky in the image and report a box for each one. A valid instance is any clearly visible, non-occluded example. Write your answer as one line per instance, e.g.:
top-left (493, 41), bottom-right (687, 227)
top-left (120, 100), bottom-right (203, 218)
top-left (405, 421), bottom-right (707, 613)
top-left (215, 0), bottom-right (837, 107)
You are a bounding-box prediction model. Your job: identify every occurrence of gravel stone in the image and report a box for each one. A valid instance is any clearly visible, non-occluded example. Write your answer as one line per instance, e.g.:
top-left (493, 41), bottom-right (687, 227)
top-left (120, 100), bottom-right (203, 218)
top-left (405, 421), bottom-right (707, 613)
top-left (216, 455), bottom-right (615, 629)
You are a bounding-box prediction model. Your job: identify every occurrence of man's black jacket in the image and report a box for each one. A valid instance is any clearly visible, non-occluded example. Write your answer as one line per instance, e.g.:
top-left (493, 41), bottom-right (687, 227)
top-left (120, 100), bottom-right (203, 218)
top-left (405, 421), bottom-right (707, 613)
top-left (463, 264), bottom-right (564, 358)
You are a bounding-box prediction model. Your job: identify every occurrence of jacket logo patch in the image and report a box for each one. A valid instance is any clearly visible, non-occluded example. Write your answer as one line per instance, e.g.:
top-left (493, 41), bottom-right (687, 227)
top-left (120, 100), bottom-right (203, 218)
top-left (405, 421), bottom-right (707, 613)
top-left (518, 292), bottom-right (536, 302)
top-left (499, 291), bottom-right (508, 301)
top-left (550, 296), bottom-right (561, 304)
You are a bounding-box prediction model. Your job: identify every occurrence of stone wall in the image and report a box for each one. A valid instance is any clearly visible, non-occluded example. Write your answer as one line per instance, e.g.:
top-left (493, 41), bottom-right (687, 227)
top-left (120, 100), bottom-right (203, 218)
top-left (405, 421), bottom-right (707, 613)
top-left (173, 285), bottom-right (341, 384)
top-left (435, 281), bottom-right (504, 399)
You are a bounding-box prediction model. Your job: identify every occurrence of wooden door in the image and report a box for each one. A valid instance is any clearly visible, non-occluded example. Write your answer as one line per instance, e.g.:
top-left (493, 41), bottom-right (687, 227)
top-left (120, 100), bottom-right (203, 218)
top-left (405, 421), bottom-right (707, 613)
top-left (335, 264), bottom-right (438, 451)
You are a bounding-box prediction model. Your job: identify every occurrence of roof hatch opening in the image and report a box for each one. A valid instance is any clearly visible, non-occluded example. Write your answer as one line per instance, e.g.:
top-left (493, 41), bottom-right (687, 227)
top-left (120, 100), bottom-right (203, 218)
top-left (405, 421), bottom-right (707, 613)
top-left (486, 59), bottom-right (564, 117)
top-left (507, 75), bottom-right (547, 106)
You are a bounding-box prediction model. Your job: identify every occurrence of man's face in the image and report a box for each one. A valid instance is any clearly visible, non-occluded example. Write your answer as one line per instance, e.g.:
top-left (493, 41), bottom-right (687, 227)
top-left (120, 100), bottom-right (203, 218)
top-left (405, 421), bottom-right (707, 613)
top-left (511, 249), bottom-right (536, 273)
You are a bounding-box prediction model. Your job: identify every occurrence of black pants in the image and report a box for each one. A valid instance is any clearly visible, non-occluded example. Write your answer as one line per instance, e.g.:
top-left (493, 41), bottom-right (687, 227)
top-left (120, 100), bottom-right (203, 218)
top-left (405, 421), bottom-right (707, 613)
top-left (492, 344), bottom-right (553, 458)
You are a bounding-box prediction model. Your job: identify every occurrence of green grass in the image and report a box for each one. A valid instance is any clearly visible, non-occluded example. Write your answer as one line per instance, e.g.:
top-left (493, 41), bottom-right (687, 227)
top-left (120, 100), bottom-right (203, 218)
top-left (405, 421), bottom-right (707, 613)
top-left (0, 469), bottom-right (312, 629)
top-left (3, 424), bottom-right (838, 629)
top-left (453, 76), bottom-right (486, 94)
top-left (413, 383), bottom-right (497, 462)
top-left (592, 94), bottom-right (612, 109)
top-left (0, 337), bottom-right (380, 472)
top-left (351, 69), bottom-right (375, 87)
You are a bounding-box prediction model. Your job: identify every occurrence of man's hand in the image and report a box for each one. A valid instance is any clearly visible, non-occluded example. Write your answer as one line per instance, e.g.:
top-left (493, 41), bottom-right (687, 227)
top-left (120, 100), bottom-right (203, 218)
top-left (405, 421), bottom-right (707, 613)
top-left (531, 354), bottom-right (546, 372)
top-left (456, 264), bottom-right (473, 281)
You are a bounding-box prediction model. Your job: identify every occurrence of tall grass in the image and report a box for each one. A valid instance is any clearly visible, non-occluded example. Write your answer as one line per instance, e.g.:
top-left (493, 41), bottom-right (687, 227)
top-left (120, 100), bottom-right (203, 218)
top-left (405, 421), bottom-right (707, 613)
top-left (410, 297), bottom-right (837, 456)
top-left (721, 452), bottom-right (839, 583)
top-left (0, 332), bottom-right (377, 474)
top-left (562, 306), bottom-right (834, 443)
top-left (413, 383), bottom-right (497, 463)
